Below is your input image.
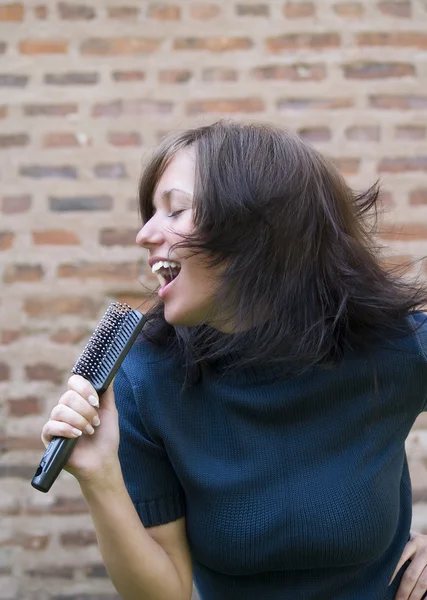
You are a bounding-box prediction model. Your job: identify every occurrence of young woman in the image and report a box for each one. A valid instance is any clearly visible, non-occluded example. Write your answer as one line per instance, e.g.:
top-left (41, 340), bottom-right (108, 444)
top-left (42, 121), bottom-right (427, 599)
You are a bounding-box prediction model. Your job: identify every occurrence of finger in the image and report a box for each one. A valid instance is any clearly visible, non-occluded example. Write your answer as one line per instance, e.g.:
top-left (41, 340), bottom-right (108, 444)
top-left (50, 404), bottom-right (98, 435)
top-left (406, 562), bottom-right (427, 600)
top-left (41, 419), bottom-right (83, 448)
top-left (395, 558), bottom-right (427, 600)
top-left (58, 390), bottom-right (100, 426)
top-left (67, 374), bottom-right (99, 407)
top-left (391, 541), bottom-right (417, 584)
top-left (98, 384), bottom-right (116, 414)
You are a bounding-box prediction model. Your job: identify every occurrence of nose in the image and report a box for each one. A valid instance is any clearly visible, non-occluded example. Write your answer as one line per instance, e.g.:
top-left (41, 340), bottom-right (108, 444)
top-left (136, 218), bottom-right (164, 248)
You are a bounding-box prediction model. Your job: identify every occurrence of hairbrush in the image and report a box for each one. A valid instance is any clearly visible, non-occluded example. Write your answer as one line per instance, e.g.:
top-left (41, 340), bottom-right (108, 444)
top-left (31, 302), bottom-right (146, 493)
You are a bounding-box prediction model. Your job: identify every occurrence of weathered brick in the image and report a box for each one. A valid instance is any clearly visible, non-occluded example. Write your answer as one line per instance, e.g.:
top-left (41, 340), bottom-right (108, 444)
top-left (345, 125), bottom-right (380, 141)
top-left (19, 40), bottom-right (68, 54)
top-left (190, 3), bottom-right (221, 19)
top-left (377, 1), bottom-right (411, 17)
top-left (380, 224), bottom-right (427, 241)
top-left (0, 330), bottom-right (21, 344)
top-left (26, 566), bottom-right (74, 578)
top-left (32, 230), bottom-right (80, 245)
top-left (84, 564), bottom-right (108, 578)
top-left (0, 231), bottom-right (14, 250)
top-left (297, 127), bottom-right (331, 142)
top-left (6, 396), bottom-right (42, 417)
top-left (0, 436), bottom-right (43, 451)
top-left (395, 125), bottom-right (426, 140)
top-left (174, 37), bottom-right (253, 52)
top-left (107, 6), bottom-right (139, 19)
top-left (1, 534), bottom-right (50, 550)
top-left (27, 496), bottom-right (89, 514)
top-left (93, 163), bottom-right (128, 178)
top-left (266, 33), bottom-right (340, 52)
top-left (107, 131), bottom-right (142, 146)
top-left (58, 2), bottom-right (95, 19)
top-left (1, 194), bottom-right (31, 213)
top-left (53, 595), bottom-right (120, 600)
top-left (369, 95), bottom-right (427, 109)
top-left (57, 262), bottom-right (139, 281)
top-left (19, 165), bottom-right (77, 179)
top-left (0, 3), bottom-right (24, 21)
top-left (81, 38), bottom-right (161, 55)
top-left (42, 132), bottom-right (89, 148)
top-left (284, 2), bottom-right (315, 18)
top-left (409, 189), bottom-right (427, 205)
top-left (148, 4), bottom-right (181, 19)
top-left (278, 97), bottom-right (353, 110)
top-left (44, 72), bottom-right (98, 85)
top-left (159, 69), bottom-right (192, 83)
top-left (24, 296), bottom-right (101, 318)
top-left (333, 2), bottom-right (365, 17)
top-left (0, 74), bottom-right (28, 87)
top-left (0, 363), bottom-right (10, 381)
top-left (50, 327), bottom-right (88, 344)
top-left (0, 105), bottom-right (7, 117)
top-left (25, 363), bottom-right (64, 384)
top-left (356, 32), bottom-right (427, 49)
top-left (236, 3), bottom-right (269, 16)
top-left (60, 530), bottom-right (97, 547)
top-left (378, 156), bottom-right (427, 172)
top-left (99, 228), bottom-right (139, 246)
top-left (0, 42), bottom-right (6, 53)
top-left (4, 264), bottom-right (44, 283)
top-left (343, 62), bottom-right (415, 79)
top-left (252, 63), bottom-right (326, 81)
top-left (49, 195), bottom-right (113, 211)
top-left (111, 70), bottom-right (145, 82)
top-left (187, 98), bottom-right (264, 115)
top-left (329, 157), bottom-right (360, 175)
top-left (202, 68), bottom-right (238, 81)
top-left (0, 133), bottom-right (29, 147)
top-left (92, 99), bottom-right (173, 117)
top-left (0, 465), bottom-right (35, 478)
top-left (33, 5), bottom-right (48, 19)
top-left (23, 103), bottom-right (78, 116)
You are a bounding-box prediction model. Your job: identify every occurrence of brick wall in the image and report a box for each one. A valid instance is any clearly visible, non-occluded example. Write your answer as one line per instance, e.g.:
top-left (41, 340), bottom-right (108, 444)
top-left (1, 1), bottom-right (427, 599)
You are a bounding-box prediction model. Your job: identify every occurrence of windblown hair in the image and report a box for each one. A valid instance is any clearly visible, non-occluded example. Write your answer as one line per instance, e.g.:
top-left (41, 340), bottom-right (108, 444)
top-left (138, 120), bottom-right (427, 387)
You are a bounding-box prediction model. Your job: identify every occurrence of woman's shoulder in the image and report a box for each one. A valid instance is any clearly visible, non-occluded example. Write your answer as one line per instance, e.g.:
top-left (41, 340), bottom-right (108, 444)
top-left (406, 311), bottom-right (427, 359)
top-left (120, 332), bottom-right (178, 385)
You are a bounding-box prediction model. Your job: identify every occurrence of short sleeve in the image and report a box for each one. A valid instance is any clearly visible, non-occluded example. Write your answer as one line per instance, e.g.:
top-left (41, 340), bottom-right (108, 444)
top-left (114, 364), bottom-right (186, 527)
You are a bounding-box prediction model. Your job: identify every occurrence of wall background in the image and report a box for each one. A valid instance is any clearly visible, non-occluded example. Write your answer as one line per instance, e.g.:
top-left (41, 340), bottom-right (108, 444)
top-left (1, 1), bottom-right (427, 599)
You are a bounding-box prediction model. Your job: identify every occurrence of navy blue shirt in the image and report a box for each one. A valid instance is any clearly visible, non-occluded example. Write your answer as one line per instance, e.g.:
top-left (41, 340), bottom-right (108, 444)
top-left (115, 313), bottom-right (427, 599)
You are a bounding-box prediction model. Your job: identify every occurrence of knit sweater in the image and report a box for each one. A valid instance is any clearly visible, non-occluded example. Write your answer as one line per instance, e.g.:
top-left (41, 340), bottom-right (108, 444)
top-left (114, 312), bottom-right (427, 600)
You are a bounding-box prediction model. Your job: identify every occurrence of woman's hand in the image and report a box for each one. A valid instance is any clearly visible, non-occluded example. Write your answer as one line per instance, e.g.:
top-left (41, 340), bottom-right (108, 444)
top-left (41, 374), bottom-right (121, 483)
top-left (391, 530), bottom-right (427, 600)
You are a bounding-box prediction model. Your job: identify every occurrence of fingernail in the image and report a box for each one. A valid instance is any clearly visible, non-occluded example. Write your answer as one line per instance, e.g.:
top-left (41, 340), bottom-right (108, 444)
top-left (92, 415), bottom-right (100, 427)
top-left (85, 424), bottom-right (95, 435)
top-left (72, 428), bottom-right (82, 437)
top-left (88, 395), bottom-right (99, 408)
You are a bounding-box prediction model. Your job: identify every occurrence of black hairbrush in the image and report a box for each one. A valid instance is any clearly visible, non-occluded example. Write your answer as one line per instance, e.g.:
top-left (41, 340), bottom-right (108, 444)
top-left (31, 302), bottom-right (146, 493)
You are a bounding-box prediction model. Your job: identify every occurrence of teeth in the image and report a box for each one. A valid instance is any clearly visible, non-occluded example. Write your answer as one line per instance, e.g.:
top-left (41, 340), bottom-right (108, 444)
top-left (151, 260), bottom-right (180, 274)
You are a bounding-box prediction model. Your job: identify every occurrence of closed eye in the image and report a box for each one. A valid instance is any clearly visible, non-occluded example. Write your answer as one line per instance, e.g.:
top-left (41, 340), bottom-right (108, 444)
top-left (168, 210), bottom-right (185, 218)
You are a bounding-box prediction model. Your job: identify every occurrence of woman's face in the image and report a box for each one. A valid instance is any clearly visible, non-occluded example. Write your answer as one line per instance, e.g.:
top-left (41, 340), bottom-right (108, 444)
top-left (136, 148), bottom-right (227, 330)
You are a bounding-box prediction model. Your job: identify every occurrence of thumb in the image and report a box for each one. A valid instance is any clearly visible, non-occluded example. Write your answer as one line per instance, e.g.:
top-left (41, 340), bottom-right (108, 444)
top-left (389, 538), bottom-right (417, 585)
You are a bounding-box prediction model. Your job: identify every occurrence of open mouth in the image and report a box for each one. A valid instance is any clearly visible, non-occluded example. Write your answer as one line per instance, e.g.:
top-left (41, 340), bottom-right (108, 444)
top-left (151, 260), bottom-right (181, 289)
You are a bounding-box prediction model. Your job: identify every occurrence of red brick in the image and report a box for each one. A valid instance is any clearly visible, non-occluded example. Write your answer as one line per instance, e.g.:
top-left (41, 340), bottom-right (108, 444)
top-left (278, 97), bottom-right (353, 110)
top-left (0, 133), bottom-right (29, 147)
top-left (236, 3), bottom-right (269, 16)
top-left (377, 1), bottom-right (411, 17)
top-left (0, 231), bottom-right (14, 250)
top-left (0, 105), bottom-right (7, 118)
top-left (379, 190), bottom-right (395, 208)
top-left (328, 157), bottom-right (360, 175)
top-left (0, 3), bottom-right (24, 20)
top-left (107, 6), bottom-right (139, 19)
top-left (380, 224), bottom-right (427, 241)
top-left (24, 296), bottom-right (101, 318)
top-left (60, 530), bottom-right (97, 547)
top-left (381, 255), bottom-right (413, 273)
top-left (112, 70), bottom-right (145, 82)
top-left (25, 363), bottom-right (64, 384)
top-left (0, 534), bottom-right (50, 550)
top-left (23, 103), bottom-right (78, 116)
top-left (345, 125), bottom-right (380, 141)
top-left (252, 63), bottom-right (326, 81)
top-left (0, 436), bottom-right (43, 451)
top-left (32, 230), bottom-right (80, 245)
top-left (377, 156), bottom-right (427, 173)
top-left (0, 363), bottom-right (10, 381)
top-left (333, 2), bottom-right (365, 17)
top-left (189, 3), bottom-right (221, 19)
top-left (33, 5), bottom-right (47, 18)
top-left (284, 2), bottom-right (315, 18)
top-left (57, 262), bottom-right (139, 280)
top-left (266, 33), bottom-right (340, 52)
top-left (356, 32), bottom-right (427, 49)
top-left (159, 69), bottom-right (192, 83)
top-left (50, 327), bottom-right (88, 344)
top-left (369, 95), bottom-right (427, 109)
top-left (107, 132), bottom-right (142, 146)
top-left (92, 99), bottom-right (172, 117)
top-left (297, 127), bottom-right (331, 142)
top-left (19, 40), bottom-right (68, 54)
top-left (6, 396), bottom-right (42, 417)
top-left (1, 194), bottom-right (31, 213)
top-left (147, 4), bottom-right (181, 19)
top-left (42, 132), bottom-right (89, 148)
top-left (4, 264), bottom-right (44, 283)
top-left (395, 125), bottom-right (426, 140)
top-left (343, 62), bottom-right (415, 79)
top-left (409, 189), bottom-right (427, 205)
top-left (99, 228), bottom-right (139, 246)
top-left (81, 38), bottom-right (161, 55)
top-left (187, 98), bottom-right (264, 115)
top-left (174, 37), bottom-right (253, 52)
top-left (202, 68), bottom-right (238, 81)
top-left (0, 330), bottom-right (21, 344)
top-left (58, 2), bottom-right (95, 19)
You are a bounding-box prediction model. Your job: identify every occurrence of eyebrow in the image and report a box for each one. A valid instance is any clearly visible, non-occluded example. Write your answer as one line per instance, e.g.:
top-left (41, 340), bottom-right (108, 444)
top-left (161, 188), bottom-right (192, 202)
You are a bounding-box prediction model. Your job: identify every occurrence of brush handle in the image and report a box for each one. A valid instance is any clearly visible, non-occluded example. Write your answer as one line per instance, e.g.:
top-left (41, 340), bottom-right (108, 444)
top-left (31, 436), bottom-right (79, 492)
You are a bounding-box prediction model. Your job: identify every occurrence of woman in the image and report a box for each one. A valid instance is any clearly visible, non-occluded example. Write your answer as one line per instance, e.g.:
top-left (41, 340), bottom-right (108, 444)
top-left (42, 121), bottom-right (427, 599)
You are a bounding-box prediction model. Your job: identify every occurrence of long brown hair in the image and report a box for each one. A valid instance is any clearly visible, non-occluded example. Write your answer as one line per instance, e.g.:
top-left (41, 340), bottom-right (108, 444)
top-left (138, 120), bottom-right (427, 387)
